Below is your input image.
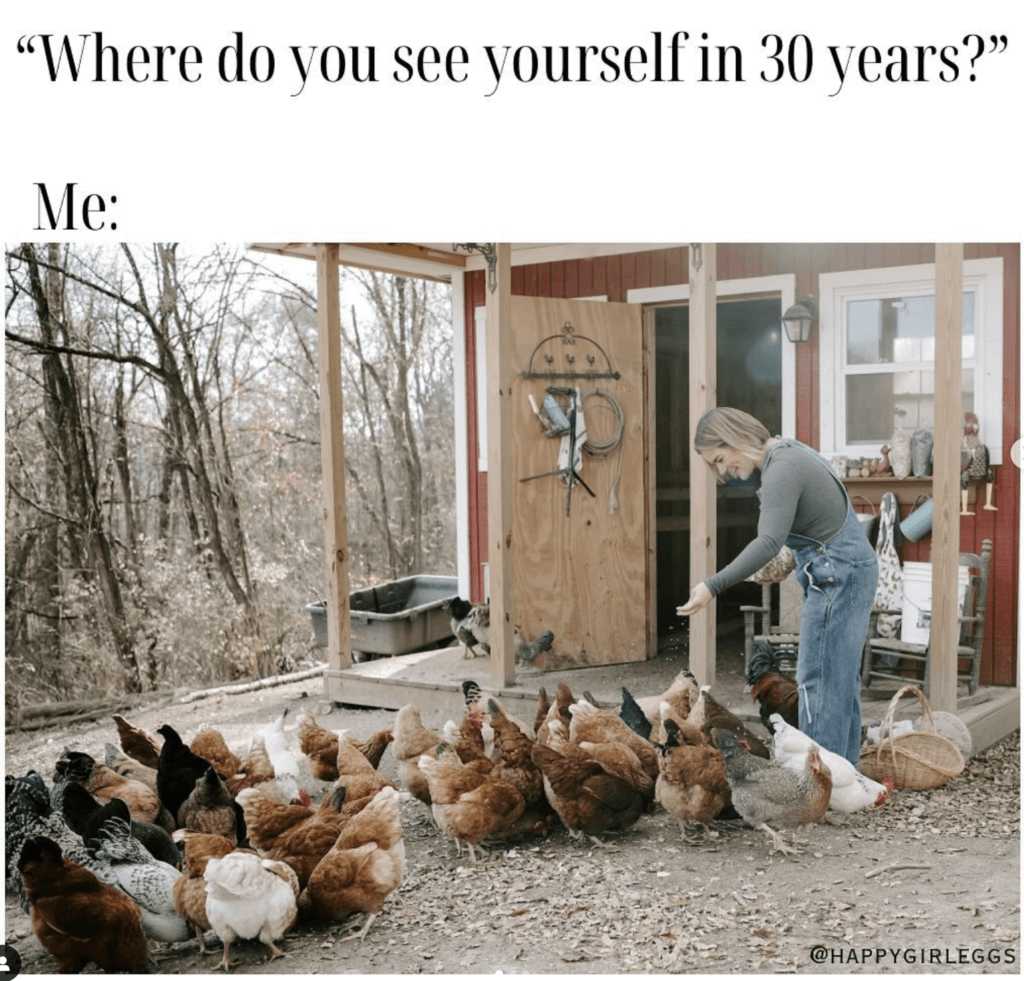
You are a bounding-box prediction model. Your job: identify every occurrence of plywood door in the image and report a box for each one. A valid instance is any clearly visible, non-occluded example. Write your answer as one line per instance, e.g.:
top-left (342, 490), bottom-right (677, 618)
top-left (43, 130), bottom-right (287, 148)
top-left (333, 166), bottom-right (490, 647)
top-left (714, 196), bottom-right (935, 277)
top-left (510, 296), bottom-right (649, 666)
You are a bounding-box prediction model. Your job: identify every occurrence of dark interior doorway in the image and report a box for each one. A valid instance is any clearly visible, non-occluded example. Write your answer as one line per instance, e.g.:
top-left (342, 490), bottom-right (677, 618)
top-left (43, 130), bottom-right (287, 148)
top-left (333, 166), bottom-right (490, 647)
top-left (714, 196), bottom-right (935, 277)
top-left (654, 296), bottom-right (784, 636)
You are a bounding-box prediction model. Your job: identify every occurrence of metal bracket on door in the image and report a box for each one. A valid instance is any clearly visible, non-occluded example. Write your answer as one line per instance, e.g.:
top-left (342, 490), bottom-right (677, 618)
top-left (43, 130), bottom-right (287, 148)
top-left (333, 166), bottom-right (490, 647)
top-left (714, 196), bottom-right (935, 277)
top-left (520, 322), bottom-right (620, 381)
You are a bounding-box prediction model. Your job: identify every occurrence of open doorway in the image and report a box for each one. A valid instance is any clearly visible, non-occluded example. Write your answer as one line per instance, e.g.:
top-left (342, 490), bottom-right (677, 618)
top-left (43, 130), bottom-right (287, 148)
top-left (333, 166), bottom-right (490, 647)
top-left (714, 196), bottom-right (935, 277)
top-left (654, 295), bottom-right (784, 636)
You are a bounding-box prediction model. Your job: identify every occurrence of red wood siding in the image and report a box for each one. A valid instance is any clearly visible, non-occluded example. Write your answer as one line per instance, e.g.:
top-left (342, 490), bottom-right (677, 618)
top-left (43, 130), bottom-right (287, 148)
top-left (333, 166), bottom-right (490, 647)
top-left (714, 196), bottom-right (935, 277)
top-left (462, 244), bottom-right (1020, 686)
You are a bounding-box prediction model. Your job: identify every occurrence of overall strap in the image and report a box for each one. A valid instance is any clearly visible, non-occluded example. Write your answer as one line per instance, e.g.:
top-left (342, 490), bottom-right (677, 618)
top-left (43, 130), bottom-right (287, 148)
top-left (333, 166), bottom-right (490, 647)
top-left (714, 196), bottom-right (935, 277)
top-left (768, 437), bottom-right (852, 504)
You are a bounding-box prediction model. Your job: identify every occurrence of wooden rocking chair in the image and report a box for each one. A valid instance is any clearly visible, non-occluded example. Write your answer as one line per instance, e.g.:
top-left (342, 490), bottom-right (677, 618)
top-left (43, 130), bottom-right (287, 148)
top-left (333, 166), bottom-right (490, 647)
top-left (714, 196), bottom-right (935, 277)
top-left (742, 575), bottom-right (803, 679)
top-left (860, 539), bottom-right (991, 697)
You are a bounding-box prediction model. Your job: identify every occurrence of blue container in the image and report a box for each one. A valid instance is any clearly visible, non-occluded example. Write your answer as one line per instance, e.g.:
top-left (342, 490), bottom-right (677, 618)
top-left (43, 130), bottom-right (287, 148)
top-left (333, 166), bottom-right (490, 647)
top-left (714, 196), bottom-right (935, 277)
top-left (901, 496), bottom-right (933, 542)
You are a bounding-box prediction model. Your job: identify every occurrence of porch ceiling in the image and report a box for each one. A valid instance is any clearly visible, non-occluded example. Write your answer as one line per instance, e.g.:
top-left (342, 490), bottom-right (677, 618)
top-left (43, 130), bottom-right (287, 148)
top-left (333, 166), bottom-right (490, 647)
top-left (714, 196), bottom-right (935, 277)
top-left (247, 242), bottom-right (683, 283)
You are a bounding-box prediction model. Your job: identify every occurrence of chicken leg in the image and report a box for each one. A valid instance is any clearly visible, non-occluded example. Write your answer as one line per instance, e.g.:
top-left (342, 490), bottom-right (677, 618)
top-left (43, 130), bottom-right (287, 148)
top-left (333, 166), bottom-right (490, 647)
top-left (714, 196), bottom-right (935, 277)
top-left (214, 939), bottom-right (238, 972)
top-left (758, 822), bottom-right (798, 856)
top-left (342, 911), bottom-right (378, 942)
top-left (260, 935), bottom-right (290, 961)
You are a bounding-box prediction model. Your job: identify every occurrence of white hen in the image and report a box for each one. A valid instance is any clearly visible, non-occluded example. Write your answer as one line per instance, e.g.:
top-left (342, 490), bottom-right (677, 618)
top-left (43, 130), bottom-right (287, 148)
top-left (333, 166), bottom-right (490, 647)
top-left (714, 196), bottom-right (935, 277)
top-left (204, 851), bottom-right (300, 971)
top-left (260, 712), bottom-right (304, 789)
top-left (769, 714), bottom-right (894, 813)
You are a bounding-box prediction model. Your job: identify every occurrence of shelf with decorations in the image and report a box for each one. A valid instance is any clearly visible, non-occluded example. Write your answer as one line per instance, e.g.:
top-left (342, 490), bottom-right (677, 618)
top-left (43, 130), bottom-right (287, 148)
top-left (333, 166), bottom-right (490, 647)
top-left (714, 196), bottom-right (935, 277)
top-left (842, 476), bottom-right (977, 509)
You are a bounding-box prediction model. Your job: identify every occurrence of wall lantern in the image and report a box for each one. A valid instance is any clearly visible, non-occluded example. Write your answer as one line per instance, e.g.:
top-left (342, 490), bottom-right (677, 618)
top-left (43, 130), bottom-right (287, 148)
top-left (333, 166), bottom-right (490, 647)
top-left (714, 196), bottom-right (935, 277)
top-left (781, 296), bottom-right (817, 344)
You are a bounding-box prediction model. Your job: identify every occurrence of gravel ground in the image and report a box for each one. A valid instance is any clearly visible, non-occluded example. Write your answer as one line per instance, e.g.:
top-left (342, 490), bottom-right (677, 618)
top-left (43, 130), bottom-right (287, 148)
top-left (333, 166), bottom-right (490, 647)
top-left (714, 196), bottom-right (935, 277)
top-left (4, 676), bottom-right (1020, 975)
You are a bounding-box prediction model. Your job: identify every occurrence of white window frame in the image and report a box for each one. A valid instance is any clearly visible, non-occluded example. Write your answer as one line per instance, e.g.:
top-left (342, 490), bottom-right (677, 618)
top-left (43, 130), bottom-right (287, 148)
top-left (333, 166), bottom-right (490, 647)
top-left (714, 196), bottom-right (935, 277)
top-left (818, 258), bottom-right (1004, 465)
top-left (474, 305), bottom-right (488, 472)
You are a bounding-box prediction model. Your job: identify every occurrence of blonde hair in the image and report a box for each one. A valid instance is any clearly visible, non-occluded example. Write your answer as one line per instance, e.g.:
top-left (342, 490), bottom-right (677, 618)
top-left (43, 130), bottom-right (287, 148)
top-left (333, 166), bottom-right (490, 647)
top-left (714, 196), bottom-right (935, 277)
top-left (693, 408), bottom-right (771, 484)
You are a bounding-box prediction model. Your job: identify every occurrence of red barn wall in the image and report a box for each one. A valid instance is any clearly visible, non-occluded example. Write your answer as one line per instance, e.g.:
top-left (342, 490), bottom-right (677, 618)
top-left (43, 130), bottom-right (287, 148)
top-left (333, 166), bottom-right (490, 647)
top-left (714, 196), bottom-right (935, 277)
top-left (462, 244), bottom-right (1020, 686)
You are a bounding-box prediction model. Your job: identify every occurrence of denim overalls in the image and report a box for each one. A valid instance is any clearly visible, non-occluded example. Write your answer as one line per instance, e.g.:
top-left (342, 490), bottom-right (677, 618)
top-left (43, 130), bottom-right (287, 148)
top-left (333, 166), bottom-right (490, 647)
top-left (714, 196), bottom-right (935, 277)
top-left (760, 438), bottom-right (879, 764)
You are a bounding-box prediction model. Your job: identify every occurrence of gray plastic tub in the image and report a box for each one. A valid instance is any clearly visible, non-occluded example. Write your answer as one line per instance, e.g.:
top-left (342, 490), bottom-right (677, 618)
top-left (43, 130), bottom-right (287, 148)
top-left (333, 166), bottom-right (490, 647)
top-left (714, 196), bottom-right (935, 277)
top-left (306, 575), bottom-right (457, 657)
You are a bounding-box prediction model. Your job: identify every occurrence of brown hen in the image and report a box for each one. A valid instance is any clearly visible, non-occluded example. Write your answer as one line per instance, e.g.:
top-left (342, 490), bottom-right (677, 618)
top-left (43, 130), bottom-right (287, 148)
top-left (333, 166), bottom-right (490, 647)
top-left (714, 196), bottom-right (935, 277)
top-left (530, 739), bottom-right (646, 845)
top-left (418, 750), bottom-right (526, 862)
top-left (655, 718), bottom-right (733, 842)
top-left (236, 784), bottom-right (343, 889)
top-left (18, 835), bottom-right (150, 974)
top-left (190, 728), bottom-right (243, 782)
top-left (392, 704), bottom-right (443, 811)
top-left (297, 786), bottom-right (406, 940)
top-left (112, 713), bottom-right (163, 769)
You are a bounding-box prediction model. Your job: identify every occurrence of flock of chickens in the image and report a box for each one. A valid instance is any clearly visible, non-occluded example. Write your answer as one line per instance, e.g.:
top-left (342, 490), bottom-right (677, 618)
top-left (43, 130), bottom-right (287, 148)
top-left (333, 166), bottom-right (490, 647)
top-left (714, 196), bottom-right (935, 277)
top-left (6, 639), bottom-right (894, 974)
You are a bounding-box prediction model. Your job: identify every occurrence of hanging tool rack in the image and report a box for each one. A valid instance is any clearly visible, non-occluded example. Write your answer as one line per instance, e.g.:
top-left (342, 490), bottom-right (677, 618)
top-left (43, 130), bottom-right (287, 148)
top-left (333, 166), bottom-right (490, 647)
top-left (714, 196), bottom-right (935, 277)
top-left (519, 322), bottom-right (622, 516)
top-left (519, 321), bottom-right (621, 382)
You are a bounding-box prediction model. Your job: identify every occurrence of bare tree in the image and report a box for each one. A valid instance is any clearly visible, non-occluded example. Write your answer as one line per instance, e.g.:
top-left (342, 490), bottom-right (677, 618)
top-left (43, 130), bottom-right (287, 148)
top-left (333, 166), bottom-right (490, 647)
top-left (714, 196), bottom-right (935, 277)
top-left (5, 244), bottom-right (456, 702)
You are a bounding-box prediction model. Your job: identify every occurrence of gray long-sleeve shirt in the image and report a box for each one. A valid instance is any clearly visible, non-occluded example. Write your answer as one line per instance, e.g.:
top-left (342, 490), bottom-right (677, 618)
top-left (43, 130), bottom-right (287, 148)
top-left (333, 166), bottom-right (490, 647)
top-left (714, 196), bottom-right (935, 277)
top-left (703, 440), bottom-right (848, 596)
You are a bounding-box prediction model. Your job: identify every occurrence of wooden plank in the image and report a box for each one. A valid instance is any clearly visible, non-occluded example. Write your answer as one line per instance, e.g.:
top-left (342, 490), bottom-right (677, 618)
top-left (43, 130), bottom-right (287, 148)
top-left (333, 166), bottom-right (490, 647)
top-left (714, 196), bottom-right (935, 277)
top-left (688, 244), bottom-right (718, 689)
top-left (644, 306), bottom-right (658, 658)
top-left (323, 670), bottom-right (540, 717)
top-left (959, 688), bottom-right (1021, 756)
top-left (486, 244), bottom-right (516, 688)
top-left (317, 244), bottom-right (354, 706)
top-left (930, 243), bottom-right (964, 713)
top-left (345, 242), bottom-right (468, 267)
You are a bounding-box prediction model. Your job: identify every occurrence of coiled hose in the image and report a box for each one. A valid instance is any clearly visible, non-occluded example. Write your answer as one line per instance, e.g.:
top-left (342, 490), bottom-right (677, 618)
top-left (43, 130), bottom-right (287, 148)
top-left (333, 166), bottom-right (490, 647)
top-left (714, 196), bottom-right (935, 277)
top-left (579, 387), bottom-right (625, 513)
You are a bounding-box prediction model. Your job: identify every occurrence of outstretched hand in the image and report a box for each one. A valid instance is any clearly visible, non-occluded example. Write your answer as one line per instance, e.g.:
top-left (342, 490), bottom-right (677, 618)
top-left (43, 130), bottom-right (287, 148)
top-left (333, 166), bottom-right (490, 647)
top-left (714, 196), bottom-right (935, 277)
top-left (677, 582), bottom-right (713, 617)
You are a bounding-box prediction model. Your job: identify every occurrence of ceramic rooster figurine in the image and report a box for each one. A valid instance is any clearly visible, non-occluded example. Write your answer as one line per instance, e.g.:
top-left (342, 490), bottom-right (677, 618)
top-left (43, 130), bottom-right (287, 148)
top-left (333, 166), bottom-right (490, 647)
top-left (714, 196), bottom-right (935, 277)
top-left (960, 412), bottom-right (995, 514)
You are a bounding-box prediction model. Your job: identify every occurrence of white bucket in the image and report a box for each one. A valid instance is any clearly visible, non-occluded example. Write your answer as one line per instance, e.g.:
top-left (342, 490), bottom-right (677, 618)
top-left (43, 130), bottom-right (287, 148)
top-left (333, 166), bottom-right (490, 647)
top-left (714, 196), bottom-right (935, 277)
top-left (900, 562), bottom-right (970, 645)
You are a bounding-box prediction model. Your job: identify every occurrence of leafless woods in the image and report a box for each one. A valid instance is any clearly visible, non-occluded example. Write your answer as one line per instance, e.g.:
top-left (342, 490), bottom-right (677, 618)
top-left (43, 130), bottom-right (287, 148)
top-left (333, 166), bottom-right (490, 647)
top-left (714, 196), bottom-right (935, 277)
top-left (5, 244), bottom-right (455, 706)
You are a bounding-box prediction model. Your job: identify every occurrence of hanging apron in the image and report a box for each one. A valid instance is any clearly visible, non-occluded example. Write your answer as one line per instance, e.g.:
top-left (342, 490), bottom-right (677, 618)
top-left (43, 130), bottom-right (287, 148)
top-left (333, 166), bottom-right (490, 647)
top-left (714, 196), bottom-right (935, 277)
top-left (872, 492), bottom-right (903, 664)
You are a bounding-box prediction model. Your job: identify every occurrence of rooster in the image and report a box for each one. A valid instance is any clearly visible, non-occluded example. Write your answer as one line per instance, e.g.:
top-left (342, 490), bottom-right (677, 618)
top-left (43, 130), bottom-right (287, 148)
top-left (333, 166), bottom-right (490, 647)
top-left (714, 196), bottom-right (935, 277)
top-left (744, 640), bottom-right (800, 734)
top-left (961, 411), bottom-right (994, 513)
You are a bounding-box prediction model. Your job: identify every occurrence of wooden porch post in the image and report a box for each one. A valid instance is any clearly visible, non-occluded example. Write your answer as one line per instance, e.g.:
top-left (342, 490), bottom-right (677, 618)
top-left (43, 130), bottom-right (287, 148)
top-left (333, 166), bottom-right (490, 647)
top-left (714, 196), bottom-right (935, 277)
top-left (689, 244), bottom-right (718, 689)
top-left (316, 244), bottom-right (354, 693)
top-left (485, 244), bottom-right (516, 688)
top-left (929, 243), bottom-right (964, 713)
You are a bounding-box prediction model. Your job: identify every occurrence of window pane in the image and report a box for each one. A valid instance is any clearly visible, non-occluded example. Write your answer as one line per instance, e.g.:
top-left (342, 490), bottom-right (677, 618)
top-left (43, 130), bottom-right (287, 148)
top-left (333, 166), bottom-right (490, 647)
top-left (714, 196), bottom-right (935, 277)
top-left (846, 292), bottom-right (975, 365)
top-left (846, 369), bottom-right (974, 444)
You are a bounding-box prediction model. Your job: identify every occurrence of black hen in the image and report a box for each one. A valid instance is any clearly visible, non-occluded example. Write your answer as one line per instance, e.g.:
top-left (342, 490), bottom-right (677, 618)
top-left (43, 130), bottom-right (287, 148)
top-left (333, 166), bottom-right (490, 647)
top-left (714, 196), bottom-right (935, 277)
top-left (60, 786), bottom-right (180, 869)
top-left (155, 724), bottom-right (211, 824)
top-left (619, 686), bottom-right (652, 741)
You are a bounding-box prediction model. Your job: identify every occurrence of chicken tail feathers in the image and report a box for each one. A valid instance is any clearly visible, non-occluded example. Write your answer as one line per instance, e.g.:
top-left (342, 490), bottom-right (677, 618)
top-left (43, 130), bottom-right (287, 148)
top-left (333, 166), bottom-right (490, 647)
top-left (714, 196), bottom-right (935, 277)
top-left (619, 686), bottom-right (653, 742)
top-left (463, 679), bottom-right (484, 709)
top-left (744, 640), bottom-right (780, 686)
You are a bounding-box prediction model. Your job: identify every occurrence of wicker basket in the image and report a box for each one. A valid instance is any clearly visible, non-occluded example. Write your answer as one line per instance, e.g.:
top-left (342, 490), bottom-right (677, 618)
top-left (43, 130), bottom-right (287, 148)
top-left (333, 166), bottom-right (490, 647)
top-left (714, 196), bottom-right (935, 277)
top-left (859, 685), bottom-right (966, 790)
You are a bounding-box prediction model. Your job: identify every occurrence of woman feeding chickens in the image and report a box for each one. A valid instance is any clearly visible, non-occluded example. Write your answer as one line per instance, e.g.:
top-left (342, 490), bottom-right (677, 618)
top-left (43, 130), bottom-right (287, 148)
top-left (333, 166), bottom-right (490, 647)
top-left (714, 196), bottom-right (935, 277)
top-left (677, 407), bottom-right (878, 765)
